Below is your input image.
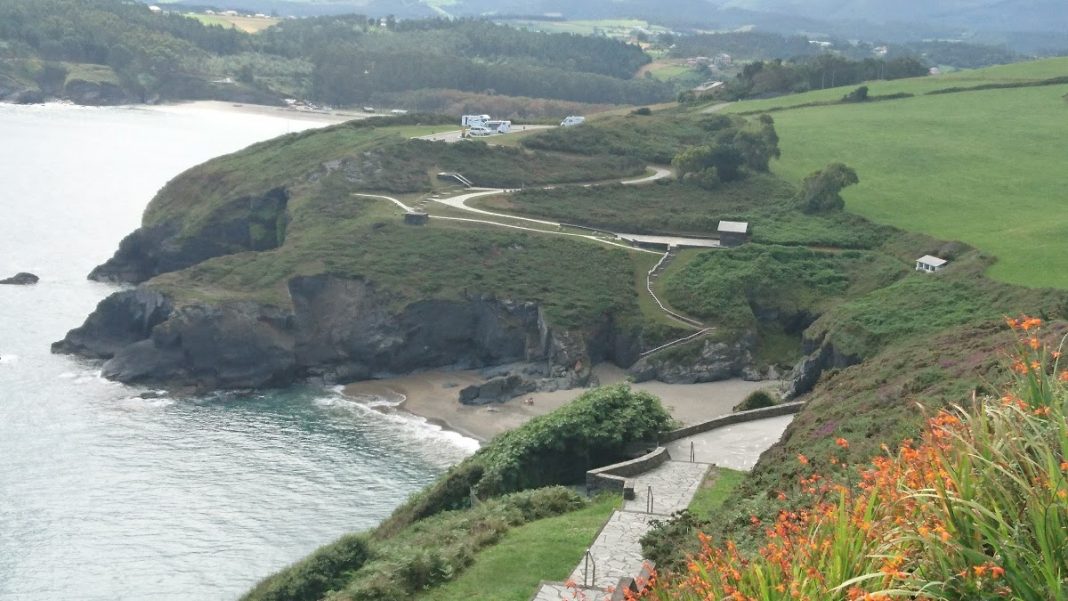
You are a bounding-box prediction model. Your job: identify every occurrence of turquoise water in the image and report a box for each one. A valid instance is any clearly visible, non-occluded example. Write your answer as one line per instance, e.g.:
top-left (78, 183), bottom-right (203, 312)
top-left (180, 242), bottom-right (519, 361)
top-left (0, 103), bottom-right (476, 600)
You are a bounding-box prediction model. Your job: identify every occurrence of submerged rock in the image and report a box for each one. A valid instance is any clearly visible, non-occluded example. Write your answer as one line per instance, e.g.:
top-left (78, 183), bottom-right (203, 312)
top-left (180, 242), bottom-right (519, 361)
top-left (0, 272), bottom-right (39, 285)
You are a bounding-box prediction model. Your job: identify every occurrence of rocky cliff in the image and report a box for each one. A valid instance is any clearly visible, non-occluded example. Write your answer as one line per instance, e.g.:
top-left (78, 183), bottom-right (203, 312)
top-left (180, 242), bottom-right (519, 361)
top-left (53, 275), bottom-right (634, 391)
top-left (89, 187), bottom-right (289, 284)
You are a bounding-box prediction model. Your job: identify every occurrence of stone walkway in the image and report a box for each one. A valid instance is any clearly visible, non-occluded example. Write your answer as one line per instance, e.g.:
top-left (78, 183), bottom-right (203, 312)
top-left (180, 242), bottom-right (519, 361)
top-left (665, 414), bottom-right (794, 471)
top-left (531, 461), bottom-right (709, 600)
top-left (531, 415), bottom-right (794, 601)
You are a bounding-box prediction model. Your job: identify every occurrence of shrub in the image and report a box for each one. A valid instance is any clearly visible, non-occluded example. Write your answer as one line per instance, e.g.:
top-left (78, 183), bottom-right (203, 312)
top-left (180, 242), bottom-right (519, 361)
top-left (241, 534), bottom-right (371, 601)
top-left (733, 389), bottom-right (777, 412)
top-left (379, 385), bottom-right (672, 536)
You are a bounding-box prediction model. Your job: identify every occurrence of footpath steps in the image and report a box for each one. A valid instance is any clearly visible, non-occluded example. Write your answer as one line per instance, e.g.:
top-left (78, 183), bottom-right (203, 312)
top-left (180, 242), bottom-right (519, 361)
top-left (531, 460), bottom-right (710, 601)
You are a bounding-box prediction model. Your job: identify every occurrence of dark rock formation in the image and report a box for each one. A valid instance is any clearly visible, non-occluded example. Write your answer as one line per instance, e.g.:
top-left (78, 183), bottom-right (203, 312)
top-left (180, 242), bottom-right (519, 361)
top-left (0, 272), bottom-right (39, 285)
top-left (89, 187), bottom-right (289, 284)
top-left (64, 80), bottom-right (130, 105)
top-left (100, 302), bottom-right (296, 390)
top-left (51, 289), bottom-right (172, 358)
top-left (780, 332), bottom-right (861, 399)
top-left (53, 275), bottom-right (623, 391)
top-left (459, 374), bottom-right (534, 405)
top-left (628, 333), bottom-right (757, 384)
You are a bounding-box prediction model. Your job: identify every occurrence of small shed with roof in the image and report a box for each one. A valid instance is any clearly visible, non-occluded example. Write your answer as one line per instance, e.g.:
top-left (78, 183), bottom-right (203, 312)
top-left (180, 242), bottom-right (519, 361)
top-left (915, 255), bottom-right (948, 273)
top-left (717, 220), bottom-right (749, 247)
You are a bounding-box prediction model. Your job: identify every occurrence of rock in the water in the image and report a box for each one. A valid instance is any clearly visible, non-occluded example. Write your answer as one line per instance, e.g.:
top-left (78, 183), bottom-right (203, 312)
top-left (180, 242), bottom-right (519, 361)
top-left (0, 272), bottom-right (39, 285)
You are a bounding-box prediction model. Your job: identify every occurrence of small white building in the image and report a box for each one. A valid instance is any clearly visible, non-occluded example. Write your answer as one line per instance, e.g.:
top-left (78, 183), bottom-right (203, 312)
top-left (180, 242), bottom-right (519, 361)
top-left (915, 255), bottom-right (948, 273)
top-left (148, 5), bottom-right (162, 13)
top-left (390, 109), bottom-right (408, 115)
top-left (718, 220), bottom-right (749, 247)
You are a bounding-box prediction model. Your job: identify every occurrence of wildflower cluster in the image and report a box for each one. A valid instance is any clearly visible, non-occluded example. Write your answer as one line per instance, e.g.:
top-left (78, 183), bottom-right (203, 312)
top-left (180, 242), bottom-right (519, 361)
top-left (641, 317), bottom-right (1068, 600)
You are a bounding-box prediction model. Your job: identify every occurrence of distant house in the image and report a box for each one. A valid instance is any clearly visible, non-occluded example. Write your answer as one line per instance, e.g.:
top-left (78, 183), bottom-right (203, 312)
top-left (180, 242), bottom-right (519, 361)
top-left (718, 221), bottom-right (749, 247)
top-left (148, 5), bottom-right (162, 13)
top-left (915, 255), bottom-right (948, 273)
top-left (713, 53), bottom-right (732, 66)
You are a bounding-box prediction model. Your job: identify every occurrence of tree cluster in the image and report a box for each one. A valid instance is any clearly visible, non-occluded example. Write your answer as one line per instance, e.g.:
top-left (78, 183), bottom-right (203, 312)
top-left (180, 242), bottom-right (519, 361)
top-left (0, 2), bottom-right (673, 107)
top-left (797, 163), bottom-right (859, 213)
top-left (671, 114), bottom-right (781, 188)
top-left (722, 55), bottom-right (928, 100)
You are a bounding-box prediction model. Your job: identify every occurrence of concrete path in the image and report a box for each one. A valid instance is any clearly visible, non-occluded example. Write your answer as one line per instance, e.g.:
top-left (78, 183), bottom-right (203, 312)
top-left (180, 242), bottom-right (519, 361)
top-left (665, 414), bottom-right (794, 471)
top-left (415, 124), bottom-right (555, 144)
top-left (531, 414), bottom-right (794, 600)
top-left (532, 461), bottom-right (709, 599)
top-left (620, 166), bottom-right (673, 185)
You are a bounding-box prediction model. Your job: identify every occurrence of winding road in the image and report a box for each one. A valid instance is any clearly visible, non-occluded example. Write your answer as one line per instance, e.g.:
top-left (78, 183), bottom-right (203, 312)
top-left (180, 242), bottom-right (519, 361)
top-left (353, 162), bottom-right (718, 353)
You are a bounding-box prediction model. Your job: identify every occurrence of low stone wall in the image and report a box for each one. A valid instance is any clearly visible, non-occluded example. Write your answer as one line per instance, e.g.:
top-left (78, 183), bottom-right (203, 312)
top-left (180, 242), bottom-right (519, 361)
top-left (658, 401), bottom-right (805, 444)
top-left (586, 447), bottom-right (671, 495)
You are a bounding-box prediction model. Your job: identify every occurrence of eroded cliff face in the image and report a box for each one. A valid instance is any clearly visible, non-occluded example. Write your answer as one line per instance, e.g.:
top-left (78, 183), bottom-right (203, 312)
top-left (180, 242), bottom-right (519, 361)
top-left (89, 187), bottom-right (289, 284)
top-left (781, 330), bottom-right (862, 399)
top-left (53, 275), bottom-right (630, 391)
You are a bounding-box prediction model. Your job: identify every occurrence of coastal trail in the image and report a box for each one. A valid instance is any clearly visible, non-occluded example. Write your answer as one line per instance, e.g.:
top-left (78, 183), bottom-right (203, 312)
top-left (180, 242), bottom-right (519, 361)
top-left (352, 164), bottom-right (717, 354)
top-left (532, 413), bottom-right (796, 600)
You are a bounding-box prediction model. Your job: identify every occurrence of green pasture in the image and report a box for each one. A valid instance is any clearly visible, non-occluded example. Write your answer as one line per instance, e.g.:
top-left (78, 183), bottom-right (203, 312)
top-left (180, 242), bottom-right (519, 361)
top-left (721, 58), bottom-right (1068, 288)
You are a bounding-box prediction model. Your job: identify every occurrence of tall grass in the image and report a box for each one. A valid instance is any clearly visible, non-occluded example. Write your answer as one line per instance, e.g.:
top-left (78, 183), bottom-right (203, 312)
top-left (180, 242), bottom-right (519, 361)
top-left (635, 317), bottom-right (1068, 600)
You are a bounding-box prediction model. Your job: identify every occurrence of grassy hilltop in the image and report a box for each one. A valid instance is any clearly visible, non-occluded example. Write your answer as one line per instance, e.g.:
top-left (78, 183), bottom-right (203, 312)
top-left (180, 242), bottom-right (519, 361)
top-left (720, 57), bottom-right (1068, 289)
top-left (71, 57), bottom-right (1067, 598)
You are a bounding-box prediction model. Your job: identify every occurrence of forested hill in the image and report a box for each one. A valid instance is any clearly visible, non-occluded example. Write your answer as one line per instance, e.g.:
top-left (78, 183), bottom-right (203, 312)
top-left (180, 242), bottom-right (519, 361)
top-left (0, 0), bottom-right (670, 109)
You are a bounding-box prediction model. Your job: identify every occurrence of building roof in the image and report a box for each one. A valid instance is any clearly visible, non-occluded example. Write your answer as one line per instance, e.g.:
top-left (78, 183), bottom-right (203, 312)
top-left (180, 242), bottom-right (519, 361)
top-left (916, 255), bottom-right (948, 267)
top-left (718, 220), bottom-right (749, 234)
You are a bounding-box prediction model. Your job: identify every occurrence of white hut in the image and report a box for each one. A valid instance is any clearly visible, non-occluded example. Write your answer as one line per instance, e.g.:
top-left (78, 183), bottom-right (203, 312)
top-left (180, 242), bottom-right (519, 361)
top-left (915, 255), bottom-right (948, 273)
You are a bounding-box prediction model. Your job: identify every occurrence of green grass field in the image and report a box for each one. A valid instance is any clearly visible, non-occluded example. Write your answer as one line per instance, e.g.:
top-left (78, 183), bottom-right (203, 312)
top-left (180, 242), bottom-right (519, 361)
top-left (417, 494), bottom-right (619, 601)
top-left (185, 13), bottom-right (279, 33)
top-left (688, 468), bottom-right (746, 520)
top-left (720, 58), bottom-right (1068, 289)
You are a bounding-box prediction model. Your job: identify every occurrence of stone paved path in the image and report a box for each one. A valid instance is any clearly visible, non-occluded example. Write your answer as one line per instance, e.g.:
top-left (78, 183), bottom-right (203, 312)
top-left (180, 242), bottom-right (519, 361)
top-left (531, 415), bottom-right (792, 601)
top-left (532, 461), bottom-right (709, 600)
top-left (665, 415), bottom-right (794, 471)
top-left (623, 461), bottom-right (708, 515)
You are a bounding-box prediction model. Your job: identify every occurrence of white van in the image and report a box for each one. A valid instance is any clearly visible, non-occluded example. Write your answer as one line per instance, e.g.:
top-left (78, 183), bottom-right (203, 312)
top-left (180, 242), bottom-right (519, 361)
top-left (560, 115), bottom-right (586, 127)
top-left (468, 126), bottom-right (493, 137)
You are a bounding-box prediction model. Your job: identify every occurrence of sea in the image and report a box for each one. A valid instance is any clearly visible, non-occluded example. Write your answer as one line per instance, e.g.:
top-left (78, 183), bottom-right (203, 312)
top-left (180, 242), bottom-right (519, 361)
top-left (0, 103), bottom-right (478, 601)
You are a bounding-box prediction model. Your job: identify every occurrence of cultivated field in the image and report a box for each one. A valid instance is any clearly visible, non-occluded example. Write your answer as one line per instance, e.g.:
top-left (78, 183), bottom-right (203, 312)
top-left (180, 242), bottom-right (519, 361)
top-left (722, 58), bottom-right (1068, 289)
top-left (186, 13), bottom-right (280, 33)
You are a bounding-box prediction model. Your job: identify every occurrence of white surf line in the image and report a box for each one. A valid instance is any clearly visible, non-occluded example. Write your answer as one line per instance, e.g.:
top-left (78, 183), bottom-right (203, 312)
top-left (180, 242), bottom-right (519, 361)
top-left (621, 166), bottom-right (672, 185)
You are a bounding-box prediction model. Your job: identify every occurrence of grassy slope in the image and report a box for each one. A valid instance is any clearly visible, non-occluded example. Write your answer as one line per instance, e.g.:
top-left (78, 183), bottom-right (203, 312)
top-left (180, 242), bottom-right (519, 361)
top-left (719, 57), bottom-right (1068, 289)
top-left (688, 468), bottom-right (746, 520)
top-left (417, 494), bottom-right (620, 601)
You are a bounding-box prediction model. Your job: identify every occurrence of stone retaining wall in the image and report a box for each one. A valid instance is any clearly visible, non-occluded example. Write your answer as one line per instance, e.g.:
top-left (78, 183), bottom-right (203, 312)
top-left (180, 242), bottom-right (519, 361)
top-left (586, 447), bottom-right (670, 494)
top-left (658, 401), bottom-right (805, 444)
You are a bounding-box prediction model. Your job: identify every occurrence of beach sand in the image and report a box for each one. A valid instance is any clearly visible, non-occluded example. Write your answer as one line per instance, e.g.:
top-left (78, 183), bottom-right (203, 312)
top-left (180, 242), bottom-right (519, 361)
top-left (343, 364), bottom-right (778, 443)
top-left (144, 100), bottom-right (376, 125)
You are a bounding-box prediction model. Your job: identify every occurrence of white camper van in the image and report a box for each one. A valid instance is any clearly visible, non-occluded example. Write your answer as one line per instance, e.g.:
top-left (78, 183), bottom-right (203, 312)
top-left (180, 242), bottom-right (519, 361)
top-left (486, 120), bottom-right (511, 133)
top-left (560, 115), bottom-right (586, 127)
top-left (461, 114), bottom-right (491, 127)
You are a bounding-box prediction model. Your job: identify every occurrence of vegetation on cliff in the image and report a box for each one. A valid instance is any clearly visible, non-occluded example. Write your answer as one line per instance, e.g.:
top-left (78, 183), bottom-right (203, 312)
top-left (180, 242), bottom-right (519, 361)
top-left (641, 320), bottom-right (1068, 600)
top-left (243, 385), bottom-right (669, 601)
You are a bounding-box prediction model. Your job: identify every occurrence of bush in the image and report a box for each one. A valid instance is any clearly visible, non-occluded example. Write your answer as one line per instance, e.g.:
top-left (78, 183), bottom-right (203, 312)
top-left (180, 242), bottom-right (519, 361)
top-left (632, 106), bottom-right (653, 115)
top-left (733, 389), bottom-right (777, 411)
top-left (241, 534), bottom-right (371, 601)
top-left (380, 385), bottom-right (672, 536)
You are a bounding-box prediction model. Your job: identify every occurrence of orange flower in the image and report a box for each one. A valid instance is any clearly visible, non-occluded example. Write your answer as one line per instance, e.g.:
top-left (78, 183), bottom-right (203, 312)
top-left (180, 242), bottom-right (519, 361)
top-left (1059, 370), bottom-right (1068, 382)
top-left (798, 454), bottom-right (809, 465)
top-left (835, 437), bottom-right (850, 449)
top-left (990, 565), bottom-right (1006, 580)
top-left (1027, 336), bottom-right (1041, 350)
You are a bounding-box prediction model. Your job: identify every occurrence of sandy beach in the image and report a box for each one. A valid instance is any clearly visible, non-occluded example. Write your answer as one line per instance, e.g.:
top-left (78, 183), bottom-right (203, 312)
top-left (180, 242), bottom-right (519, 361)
top-left (343, 364), bottom-right (777, 443)
top-left (144, 100), bottom-right (376, 125)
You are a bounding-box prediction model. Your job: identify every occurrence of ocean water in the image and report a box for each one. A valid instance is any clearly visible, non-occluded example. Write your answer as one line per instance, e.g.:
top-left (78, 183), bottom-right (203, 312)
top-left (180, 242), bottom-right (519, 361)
top-left (0, 103), bottom-right (477, 600)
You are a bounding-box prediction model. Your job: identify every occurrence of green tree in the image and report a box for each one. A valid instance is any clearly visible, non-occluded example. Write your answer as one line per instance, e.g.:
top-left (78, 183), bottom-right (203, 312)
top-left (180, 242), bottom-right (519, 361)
top-left (798, 163), bottom-right (859, 213)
